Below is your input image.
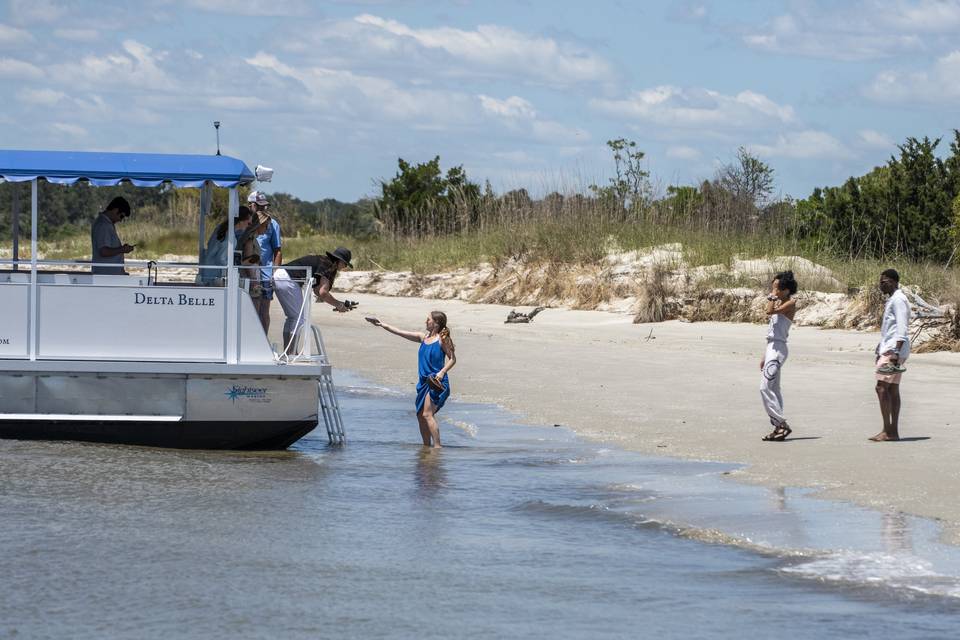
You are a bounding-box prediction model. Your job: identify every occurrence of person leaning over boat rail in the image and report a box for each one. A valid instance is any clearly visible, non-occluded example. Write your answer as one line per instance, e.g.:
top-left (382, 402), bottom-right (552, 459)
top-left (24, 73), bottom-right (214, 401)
top-left (273, 247), bottom-right (354, 355)
top-left (90, 196), bottom-right (134, 275)
top-left (366, 311), bottom-right (456, 448)
top-left (198, 206), bottom-right (253, 285)
top-left (871, 268), bottom-right (911, 442)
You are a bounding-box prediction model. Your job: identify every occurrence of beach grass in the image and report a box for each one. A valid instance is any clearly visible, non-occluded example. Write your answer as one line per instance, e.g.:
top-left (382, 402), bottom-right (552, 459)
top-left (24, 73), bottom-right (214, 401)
top-left (11, 220), bottom-right (960, 303)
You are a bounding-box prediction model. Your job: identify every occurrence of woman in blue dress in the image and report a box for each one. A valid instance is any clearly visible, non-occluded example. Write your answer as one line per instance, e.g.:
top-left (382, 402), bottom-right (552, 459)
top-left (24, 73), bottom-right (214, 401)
top-left (367, 311), bottom-right (456, 448)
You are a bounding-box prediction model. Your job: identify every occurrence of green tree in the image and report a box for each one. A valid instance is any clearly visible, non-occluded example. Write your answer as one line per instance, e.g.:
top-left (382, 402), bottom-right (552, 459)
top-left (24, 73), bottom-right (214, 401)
top-left (376, 156), bottom-right (480, 236)
top-left (590, 138), bottom-right (650, 211)
top-left (717, 147), bottom-right (775, 207)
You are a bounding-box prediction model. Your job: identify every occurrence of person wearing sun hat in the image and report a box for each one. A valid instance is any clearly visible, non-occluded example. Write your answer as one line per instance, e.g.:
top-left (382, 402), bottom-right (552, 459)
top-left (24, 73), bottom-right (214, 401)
top-left (272, 247), bottom-right (354, 355)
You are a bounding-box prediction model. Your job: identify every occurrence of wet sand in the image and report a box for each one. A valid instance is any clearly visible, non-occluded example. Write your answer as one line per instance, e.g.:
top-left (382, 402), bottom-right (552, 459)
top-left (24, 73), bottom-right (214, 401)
top-left (306, 294), bottom-right (960, 543)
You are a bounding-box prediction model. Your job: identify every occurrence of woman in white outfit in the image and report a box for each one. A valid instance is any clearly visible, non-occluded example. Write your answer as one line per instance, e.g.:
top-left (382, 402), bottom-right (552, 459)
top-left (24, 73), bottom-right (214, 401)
top-left (760, 271), bottom-right (798, 442)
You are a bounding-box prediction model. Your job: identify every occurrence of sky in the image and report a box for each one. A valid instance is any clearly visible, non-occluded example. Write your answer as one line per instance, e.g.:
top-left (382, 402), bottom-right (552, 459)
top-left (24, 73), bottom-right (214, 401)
top-left (1, 0), bottom-right (959, 202)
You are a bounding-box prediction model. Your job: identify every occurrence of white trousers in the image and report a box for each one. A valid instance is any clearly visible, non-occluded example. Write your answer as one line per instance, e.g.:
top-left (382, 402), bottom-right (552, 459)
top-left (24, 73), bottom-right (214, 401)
top-left (273, 270), bottom-right (307, 338)
top-left (760, 341), bottom-right (788, 427)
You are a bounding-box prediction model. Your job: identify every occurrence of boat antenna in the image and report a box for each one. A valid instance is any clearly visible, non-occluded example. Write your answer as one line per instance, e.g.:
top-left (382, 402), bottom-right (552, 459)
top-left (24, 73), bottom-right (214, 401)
top-left (213, 121), bottom-right (221, 156)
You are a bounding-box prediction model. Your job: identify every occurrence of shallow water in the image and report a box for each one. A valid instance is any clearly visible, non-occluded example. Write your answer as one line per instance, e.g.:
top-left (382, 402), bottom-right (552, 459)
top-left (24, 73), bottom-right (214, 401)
top-left (2, 371), bottom-right (960, 639)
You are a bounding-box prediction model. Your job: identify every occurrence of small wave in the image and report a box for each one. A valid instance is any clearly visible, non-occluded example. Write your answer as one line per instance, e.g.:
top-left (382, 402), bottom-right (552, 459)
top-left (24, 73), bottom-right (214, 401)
top-left (339, 384), bottom-right (406, 398)
top-left (442, 418), bottom-right (478, 438)
top-left (514, 499), bottom-right (648, 528)
top-left (781, 551), bottom-right (960, 599)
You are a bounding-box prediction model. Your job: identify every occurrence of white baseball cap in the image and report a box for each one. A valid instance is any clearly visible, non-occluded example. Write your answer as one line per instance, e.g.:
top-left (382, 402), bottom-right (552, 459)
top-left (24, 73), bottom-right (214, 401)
top-left (247, 190), bottom-right (269, 205)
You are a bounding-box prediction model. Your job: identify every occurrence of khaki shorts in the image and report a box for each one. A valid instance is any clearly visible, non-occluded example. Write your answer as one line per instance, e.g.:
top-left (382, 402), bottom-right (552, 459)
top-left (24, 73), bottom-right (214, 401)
top-left (876, 353), bottom-right (907, 384)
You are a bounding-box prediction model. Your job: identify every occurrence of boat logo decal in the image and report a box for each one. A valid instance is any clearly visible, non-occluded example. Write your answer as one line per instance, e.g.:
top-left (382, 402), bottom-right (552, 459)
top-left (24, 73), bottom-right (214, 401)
top-left (0, 338), bottom-right (9, 345)
top-left (224, 385), bottom-right (271, 404)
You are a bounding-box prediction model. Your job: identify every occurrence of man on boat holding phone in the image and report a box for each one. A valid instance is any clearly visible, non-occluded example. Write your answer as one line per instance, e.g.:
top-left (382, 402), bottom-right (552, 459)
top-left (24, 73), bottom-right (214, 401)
top-left (91, 196), bottom-right (135, 275)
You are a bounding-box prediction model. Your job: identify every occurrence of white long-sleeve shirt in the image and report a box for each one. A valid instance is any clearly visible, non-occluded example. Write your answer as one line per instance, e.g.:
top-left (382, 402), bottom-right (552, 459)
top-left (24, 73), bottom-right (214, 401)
top-left (877, 288), bottom-right (911, 358)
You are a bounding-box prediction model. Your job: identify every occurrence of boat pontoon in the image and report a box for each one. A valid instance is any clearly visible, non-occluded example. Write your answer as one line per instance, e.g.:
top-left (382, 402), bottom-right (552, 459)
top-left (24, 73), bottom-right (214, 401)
top-left (0, 150), bottom-right (344, 449)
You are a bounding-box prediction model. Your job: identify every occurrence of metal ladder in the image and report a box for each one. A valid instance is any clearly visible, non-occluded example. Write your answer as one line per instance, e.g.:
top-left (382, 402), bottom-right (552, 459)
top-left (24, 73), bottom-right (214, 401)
top-left (311, 324), bottom-right (346, 445)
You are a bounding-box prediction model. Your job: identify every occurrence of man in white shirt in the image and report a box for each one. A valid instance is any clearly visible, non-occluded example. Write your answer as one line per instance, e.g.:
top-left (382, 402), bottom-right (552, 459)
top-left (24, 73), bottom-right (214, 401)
top-left (870, 268), bottom-right (910, 442)
top-left (91, 196), bottom-right (134, 275)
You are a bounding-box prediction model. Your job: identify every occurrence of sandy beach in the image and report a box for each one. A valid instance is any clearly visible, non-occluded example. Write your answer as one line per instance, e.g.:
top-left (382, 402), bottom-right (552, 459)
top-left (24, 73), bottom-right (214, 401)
top-left (305, 294), bottom-right (960, 543)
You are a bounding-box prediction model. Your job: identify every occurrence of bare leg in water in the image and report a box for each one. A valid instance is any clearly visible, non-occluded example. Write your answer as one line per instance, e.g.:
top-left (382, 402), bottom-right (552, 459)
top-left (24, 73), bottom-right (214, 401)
top-left (416, 411), bottom-right (431, 446)
top-left (417, 394), bottom-right (442, 448)
top-left (871, 381), bottom-right (901, 441)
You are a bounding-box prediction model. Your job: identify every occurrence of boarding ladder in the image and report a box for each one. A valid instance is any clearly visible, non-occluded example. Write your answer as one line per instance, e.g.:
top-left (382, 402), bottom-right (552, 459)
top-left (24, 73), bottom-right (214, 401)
top-left (311, 324), bottom-right (346, 445)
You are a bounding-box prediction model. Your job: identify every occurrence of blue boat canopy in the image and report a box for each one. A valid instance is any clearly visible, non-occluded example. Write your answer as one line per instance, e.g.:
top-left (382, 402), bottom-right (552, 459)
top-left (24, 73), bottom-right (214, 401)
top-left (0, 150), bottom-right (255, 188)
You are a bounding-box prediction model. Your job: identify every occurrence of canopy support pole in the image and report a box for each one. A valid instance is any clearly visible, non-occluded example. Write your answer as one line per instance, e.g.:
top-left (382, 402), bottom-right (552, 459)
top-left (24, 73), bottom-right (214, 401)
top-left (198, 181), bottom-right (212, 261)
top-left (11, 184), bottom-right (19, 271)
top-left (28, 179), bottom-right (38, 361)
top-left (225, 187), bottom-right (239, 364)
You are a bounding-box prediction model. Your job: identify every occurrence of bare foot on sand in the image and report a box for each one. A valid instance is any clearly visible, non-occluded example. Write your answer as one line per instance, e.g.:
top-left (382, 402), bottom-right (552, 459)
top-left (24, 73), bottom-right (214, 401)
top-left (869, 432), bottom-right (900, 442)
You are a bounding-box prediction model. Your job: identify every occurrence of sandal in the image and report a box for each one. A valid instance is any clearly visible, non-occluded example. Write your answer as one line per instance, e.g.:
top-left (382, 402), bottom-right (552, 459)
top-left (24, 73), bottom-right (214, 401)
top-left (762, 424), bottom-right (792, 441)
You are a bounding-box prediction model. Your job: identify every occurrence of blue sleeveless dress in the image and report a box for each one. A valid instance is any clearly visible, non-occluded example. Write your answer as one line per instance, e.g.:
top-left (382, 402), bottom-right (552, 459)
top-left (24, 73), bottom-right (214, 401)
top-left (416, 338), bottom-right (450, 414)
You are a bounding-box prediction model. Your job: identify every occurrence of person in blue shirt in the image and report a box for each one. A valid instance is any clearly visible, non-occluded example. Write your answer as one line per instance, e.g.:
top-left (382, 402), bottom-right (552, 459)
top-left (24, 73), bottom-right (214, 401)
top-left (249, 191), bottom-right (282, 332)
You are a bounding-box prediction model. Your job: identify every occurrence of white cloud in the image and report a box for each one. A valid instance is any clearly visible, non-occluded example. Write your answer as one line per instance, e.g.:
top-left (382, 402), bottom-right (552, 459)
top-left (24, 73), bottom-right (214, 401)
top-left (284, 14), bottom-right (614, 86)
top-left (49, 40), bottom-right (176, 91)
top-left (858, 129), bottom-right (895, 148)
top-left (355, 14), bottom-right (612, 83)
top-left (245, 52), bottom-right (475, 123)
top-left (16, 87), bottom-right (66, 105)
top-left (666, 145), bottom-right (701, 160)
top-left (590, 85), bottom-right (795, 130)
top-left (183, 0), bottom-right (310, 16)
top-left (750, 130), bottom-right (853, 159)
top-left (741, 1), bottom-right (960, 61)
top-left (0, 57), bottom-right (44, 79)
top-left (865, 49), bottom-right (960, 103)
top-left (479, 95), bottom-right (536, 119)
top-left (51, 122), bottom-right (88, 138)
top-left (477, 94), bottom-right (588, 143)
top-left (0, 23), bottom-right (34, 47)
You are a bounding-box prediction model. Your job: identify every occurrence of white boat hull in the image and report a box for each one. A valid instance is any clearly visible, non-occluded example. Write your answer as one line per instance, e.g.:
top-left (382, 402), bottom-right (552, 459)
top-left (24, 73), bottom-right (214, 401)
top-left (0, 369), bottom-right (321, 449)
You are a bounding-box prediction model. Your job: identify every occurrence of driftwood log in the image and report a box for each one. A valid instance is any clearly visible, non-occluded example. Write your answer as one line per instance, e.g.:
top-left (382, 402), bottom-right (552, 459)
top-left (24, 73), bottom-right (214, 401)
top-left (505, 307), bottom-right (546, 324)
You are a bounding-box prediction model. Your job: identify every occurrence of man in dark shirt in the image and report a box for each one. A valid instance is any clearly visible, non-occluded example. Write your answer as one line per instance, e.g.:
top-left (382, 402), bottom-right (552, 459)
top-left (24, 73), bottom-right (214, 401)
top-left (272, 247), bottom-right (353, 355)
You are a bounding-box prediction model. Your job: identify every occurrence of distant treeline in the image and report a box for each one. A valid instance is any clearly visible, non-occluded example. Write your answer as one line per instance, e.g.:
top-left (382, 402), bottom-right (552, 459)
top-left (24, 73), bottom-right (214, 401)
top-left (0, 181), bottom-right (379, 239)
top-left (2, 130), bottom-right (959, 262)
top-left (371, 132), bottom-right (960, 263)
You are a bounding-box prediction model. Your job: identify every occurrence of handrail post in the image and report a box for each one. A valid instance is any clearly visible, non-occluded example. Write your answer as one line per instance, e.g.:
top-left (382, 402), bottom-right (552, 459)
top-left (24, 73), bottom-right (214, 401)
top-left (11, 184), bottom-right (19, 271)
top-left (303, 267), bottom-right (312, 357)
top-left (28, 179), bottom-right (37, 361)
top-left (198, 180), bottom-right (212, 263)
top-left (225, 187), bottom-right (239, 364)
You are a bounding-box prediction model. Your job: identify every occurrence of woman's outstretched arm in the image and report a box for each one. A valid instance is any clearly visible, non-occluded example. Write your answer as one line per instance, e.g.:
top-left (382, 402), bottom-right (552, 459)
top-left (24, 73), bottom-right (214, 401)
top-left (366, 317), bottom-right (423, 343)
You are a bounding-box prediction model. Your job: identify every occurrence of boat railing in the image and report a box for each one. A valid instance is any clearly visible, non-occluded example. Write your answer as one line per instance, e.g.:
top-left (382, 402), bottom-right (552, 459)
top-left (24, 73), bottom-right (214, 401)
top-left (0, 258), bottom-right (318, 367)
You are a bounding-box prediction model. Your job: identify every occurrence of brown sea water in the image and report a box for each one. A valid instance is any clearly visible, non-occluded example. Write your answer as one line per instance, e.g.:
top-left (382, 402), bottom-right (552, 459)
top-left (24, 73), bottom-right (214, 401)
top-left (2, 371), bottom-right (960, 639)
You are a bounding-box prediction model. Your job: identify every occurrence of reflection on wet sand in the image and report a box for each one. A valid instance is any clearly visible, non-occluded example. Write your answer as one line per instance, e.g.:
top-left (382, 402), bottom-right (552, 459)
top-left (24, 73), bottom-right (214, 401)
top-left (882, 511), bottom-right (914, 554)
